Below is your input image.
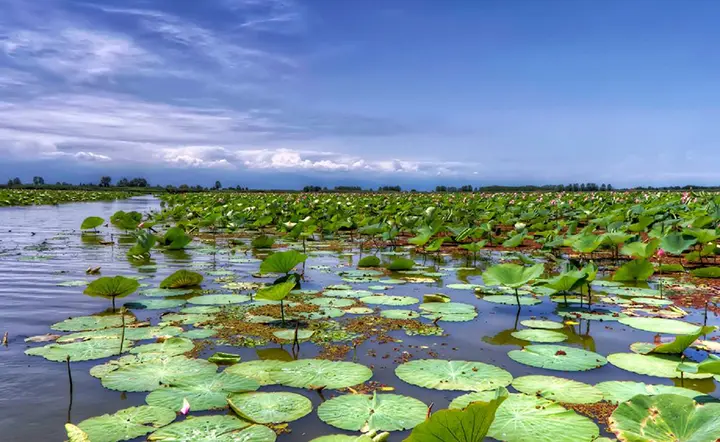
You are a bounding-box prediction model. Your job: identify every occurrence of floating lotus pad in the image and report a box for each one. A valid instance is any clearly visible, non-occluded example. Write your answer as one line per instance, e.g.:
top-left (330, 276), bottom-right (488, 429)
top-left (124, 299), bottom-right (186, 310)
top-left (228, 392), bottom-right (312, 423)
top-left (187, 294), bottom-right (250, 305)
top-left (380, 309), bottom-right (420, 319)
top-left (446, 283), bottom-right (482, 290)
top-left (520, 319), bottom-right (564, 330)
top-left (179, 328), bottom-right (217, 339)
top-left (595, 381), bottom-right (713, 404)
top-left (26, 337), bottom-right (132, 362)
top-left (324, 290), bottom-right (374, 299)
top-left (512, 375), bottom-right (603, 404)
top-left (511, 329), bottom-right (568, 343)
top-left (482, 295), bottom-right (542, 306)
top-left (609, 394), bottom-right (720, 442)
top-left (451, 393), bottom-right (599, 442)
top-left (309, 297), bottom-right (355, 308)
top-left (141, 288), bottom-right (195, 297)
top-left (78, 405), bottom-right (176, 442)
top-left (345, 307), bottom-right (374, 314)
top-left (271, 359), bottom-right (372, 389)
top-left (57, 326), bottom-right (183, 343)
top-left (180, 306), bottom-right (221, 314)
top-left (508, 345), bottom-right (607, 371)
top-left (395, 359), bottom-right (512, 392)
top-left (224, 360), bottom-right (286, 386)
top-left (360, 295), bottom-right (419, 306)
top-left (51, 315), bottom-right (134, 332)
top-left (606, 353), bottom-right (712, 379)
top-left (317, 393), bottom-right (427, 432)
top-left (618, 317), bottom-right (700, 334)
top-left (159, 313), bottom-right (212, 326)
top-left (101, 356), bottom-right (218, 392)
top-left (146, 371), bottom-right (260, 411)
top-left (556, 308), bottom-right (624, 321)
top-left (147, 415), bottom-right (276, 442)
top-left (130, 337), bottom-right (194, 356)
top-left (631, 297), bottom-right (673, 306)
top-left (419, 302), bottom-right (477, 322)
top-left (272, 329), bottom-right (315, 341)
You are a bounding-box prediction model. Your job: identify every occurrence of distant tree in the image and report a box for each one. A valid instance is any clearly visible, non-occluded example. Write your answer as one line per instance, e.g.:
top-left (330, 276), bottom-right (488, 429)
top-left (128, 178), bottom-right (148, 187)
top-left (179, 184), bottom-right (190, 191)
top-left (214, 181), bottom-right (222, 190)
top-left (32, 176), bottom-right (45, 185)
top-left (12, 177), bottom-right (21, 185)
top-left (557, 184), bottom-right (565, 191)
top-left (117, 177), bottom-right (129, 187)
top-left (600, 184), bottom-right (606, 191)
top-left (607, 184), bottom-right (614, 191)
top-left (7, 179), bottom-right (13, 187)
top-left (99, 176), bottom-right (112, 187)
top-left (435, 186), bottom-right (447, 192)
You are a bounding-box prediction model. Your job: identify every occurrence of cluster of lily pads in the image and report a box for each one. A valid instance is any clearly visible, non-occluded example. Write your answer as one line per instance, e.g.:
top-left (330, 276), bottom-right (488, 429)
top-left (0, 189), bottom-right (135, 206)
top-left (18, 190), bottom-right (720, 441)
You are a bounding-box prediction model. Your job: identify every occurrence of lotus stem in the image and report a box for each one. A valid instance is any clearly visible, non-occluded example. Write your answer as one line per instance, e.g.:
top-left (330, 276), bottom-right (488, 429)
top-left (119, 308), bottom-right (126, 354)
top-left (280, 300), bottom-right (285, 325)
top-left (66, 355), bottom-right (73, 422)
top-left (514, 288), bottom-right (520, 307)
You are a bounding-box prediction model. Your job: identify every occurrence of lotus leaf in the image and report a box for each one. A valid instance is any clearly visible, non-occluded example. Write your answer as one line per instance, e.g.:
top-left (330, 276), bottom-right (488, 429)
top-left (508, 345), bottom-right (607, 371)
top-left (482, 295), bottom-right (542, 306)
top-left (271, 359), bottom-right (372, 389)
top-left (609, 394), bottom-right (720, 442)
top-left (77, 405), bottom-right (176, 442)
top-left (360, 295), bottom-right (419, 306)
top-left (511, 375), bottom-right (602, 404)
top-left (607, 353), bottom-right (712, 379)
top-left (381, 309), bottom-right (420, 319)
top-left (148, 415), bottom-right (275, 442)
top-left (309, 297), bottom-right (355, 308)
top-left (618, 317), bottom-right (700, 334)
top-left (419, 302), bottom-right (477, 322)
top-left (65, 423), bottom-right (90, 442)
top-left (81, 216), bottom-right (105, 230)
top-left (52, 315), bottom-right (134, 332)
top-left (141, 288), bottom-right (195, 297)
top-left (317, 392), bottom-right (427, 432)
top-left (691, 267), bottom-right (720, 278)
top-left (208, 352), bottom-right (241, 365)
top-left (130, 337), bottom-right (194, 356)
top-left (272, 329), bottom-right (315, 341)
top-left (160, 270), bottom-right (204, 289)
top-left (255, 280), bottom-right (296, 301)
top-left (612, 259), bottom-right (654, 282)
top-left (188, 294), bottom-right (250, 305)
top-left (595, 381), bottom-right (711, 404)
top-left (660, 232), bottom-right (698, 255)
top-left (57, 326), bottom-right (183, 343)
top-left (395, 359), bottom-right (512, 392)
top-left (26, 337), bottom-right (132, 362)
top-left (101, 356), bottom-right (218, 392)
top-left (146, 371), bottom-right (259, 411)
top-left (259, 250), bottom-right (307, 274)
top-left (386, 258), bottom-right (415, 271)
top-left (124, 299), bottom-right (186, 310)
top-left (520, 319), bottom-right (564, 329)
top-left (358, 256), bottom-right (381, 267)
top-left (511, 329), bottom-right (568, 343)
top-left (228, 391), bottom-right (312, 423)
top-left (159, 227), bottom-right (192, 250)
top-left (482, 263), bottom-right (544, 289)
top-left (422, 293), bottom-right (450, 303)
top-left (324, 289), bottom-right (374, 298)
top-left (224, 360), bottom-right (286, 386)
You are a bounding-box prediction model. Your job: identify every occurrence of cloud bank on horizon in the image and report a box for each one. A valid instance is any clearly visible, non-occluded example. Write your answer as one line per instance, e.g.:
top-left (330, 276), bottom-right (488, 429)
top-left (1, 0), bottom-right (719, 188)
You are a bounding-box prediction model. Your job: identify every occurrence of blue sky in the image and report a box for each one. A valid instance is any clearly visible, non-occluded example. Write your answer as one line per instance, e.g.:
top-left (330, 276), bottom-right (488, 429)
top-left (1, 0), bottom-right (718, 189)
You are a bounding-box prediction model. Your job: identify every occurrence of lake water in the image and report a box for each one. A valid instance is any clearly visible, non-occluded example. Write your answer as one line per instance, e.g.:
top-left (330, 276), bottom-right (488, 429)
top-left (0, 196), bottom-right (717, 441)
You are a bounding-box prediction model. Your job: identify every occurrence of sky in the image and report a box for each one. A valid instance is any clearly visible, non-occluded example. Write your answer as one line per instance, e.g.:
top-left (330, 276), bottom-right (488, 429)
top-left (1, 0), bottom-right (719, 189)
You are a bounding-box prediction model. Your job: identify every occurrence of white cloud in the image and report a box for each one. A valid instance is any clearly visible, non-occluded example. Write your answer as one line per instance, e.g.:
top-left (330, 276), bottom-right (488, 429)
top-left (73, 151), bottom-right (112, 162)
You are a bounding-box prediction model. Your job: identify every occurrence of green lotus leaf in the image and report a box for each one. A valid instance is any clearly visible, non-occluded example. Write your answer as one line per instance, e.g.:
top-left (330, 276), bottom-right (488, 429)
top-left (660, 232), bottom-right (698, 255)
top-left (270, 359), bottom-right (372, 389)
top-left (310, 435), bottom-right (379, 442)
top-left (595, 381), bottom-right (713, 404)
top-left (179, 328), bottom-right (217, 339)
top-left (111, 210), bottom-right (142, 230)
top-left (160, 270), bottom-right (204, 289)
top-left (607, 353), bottom-right (712, 379)
top-left (618, 317), bottom-right (700, 334)
top-left (57, 326), bottom-right (183, 343)
top-left (251, 235), bottom-right (275, 249)
top-left (422, 293), bottom-right (451, 303)
top-left (65, 423), bottom-right (90, 442)
top-left (609, 394), bottom-right (720, 442)
top-left (141, 288), bottom-right (195, 297)
top-left (446, 283), bottom-right (482, 290)
top-left (124, 299), bottom-right (186, 310)
top-left (556, 307), bottom-right (624, 321)
top-left (159, 313), bottom-right (212, 326)
top-left (224, 360), bottom-right (286, 386)
top-left (512, 375), bottom-right (602, 404)
top-left (255, 280), bottom-right (296, 301)
top-left (419, 302), bottom-right (477, 322)
top-left (482, 263), bottom-right (544, 289)
top-left (159, 227), bottom-right (192, 250)
top-left (84, 276), bottom-right (140, 300)
top-left (360, 295), bottom-right (419, 306)
top-left (482, 295), bottom-right (542, 306)
top-left (188, 294), bottom-right (250, 305)
top-left (404, 388), bottom-right (507, 442)
top-left (537, 269), bottom-right (588, 293)
top-left (101, 356), bottom-right (218, 392)
top-left (317, 392), bottom-right (427, 432)
top-left (678, 354), bottom-right (720, 376)
top-left (58, 280), bottom-right (90, 287)
top-left (510, 329), bottom-right (568, 343)
top-left (520, 319), bottom-right (564, 330)
top-left (181, 305), bottom-right (221, 314)
top-left (25, 337), bottom-right (132, 362)
top-left (381, 309), bottom-right (420, 319)
top-left (508, 345), bottom-right (607, 371)
top-left (358, 256), bottom-right (381, 267)
top-left (81, 216), bottom-right (105, 230)
top-left (77, 405), bottom-right (176, 442)
top-left (146, 371), bottom-right (260, 411)
top-left (630, 297), bottom-right (673, 306)
top-left (395, 359), bottom-right (512, 392)
top-left (690, 267), bottom-right (720, 278)
top-left (451, 393), bottom-right (599, 442)
top-left (127, 230), bottom-right (157, 258)
top-left (260, 250), bottom-right (307, 274)
top-left (636, 326), bottom-right (716, 354)
top-left (228, 391), bottom-right (312, 423)
top-left (386, 258), bottom-right (415, 271)
top-left (207, 352), bottom-right (241, 365)
top-left (148, 415), bottom-right (275, 442)
top-left (620, 239), bottom-right (660, 259)
top-left (612, 259), bottom-right (654, 282)
top-left (272, 329), bottom-right (315, 341)
top-left (346, 306), bottom-right (374, 314)
top-left (52, 314), bottom-right (134, 332)
top-left (324, 289), bottom-right (374, 298)
top-left (309, 297), bottom-right (355, 308)
top-left (130, 337), bottom-right (194, 356)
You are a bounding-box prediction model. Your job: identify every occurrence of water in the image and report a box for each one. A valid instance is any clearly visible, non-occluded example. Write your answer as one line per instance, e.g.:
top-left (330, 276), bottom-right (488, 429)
top-left (0, 197), bottom-right (717, 441)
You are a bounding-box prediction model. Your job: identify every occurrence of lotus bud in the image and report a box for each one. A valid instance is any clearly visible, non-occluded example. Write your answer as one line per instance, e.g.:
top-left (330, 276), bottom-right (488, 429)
top-left (180, 398), bottom-right (190, 415)
top-left (657, 248), bottom-right (666, 258)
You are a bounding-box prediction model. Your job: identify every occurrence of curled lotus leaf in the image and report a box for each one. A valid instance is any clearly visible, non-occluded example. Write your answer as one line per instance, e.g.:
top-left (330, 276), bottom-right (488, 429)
top-left (146, 371), bottom-right (260, 411)
top-left (317, 392), bottom-right (427, 432)
top-left (228, 391), bottom-right (312, 423)
top-left (83, 276), bottom-right (140, 299)
top-left (100, 356), bottom-right (218, 392)
top-left (25, 337), bottom-right (132, 362)
top-left (510, 329), bottom-right (567, 343)
top-left (270, 359), bottom-right (372, 389)
top-left (148, 415), bottom-right (276, 442)
top-left (160, 270), bottom-right (204, 289)
top-left (259, 250), bottom-right (307, 274)
top-left (508, 345), bottom-right (607, 372)
top-left (511, 375), bottom-right (603, 404)
top-left (77, 405), bottom-right (176, 442)
top-left (51, 315), bottom-right (134, 332)
top-left (395, 359), bottom-right (512, 392)
top-left (595, 381), bottom-right (714, 404)
top-left (609, 394), bottom-right (720, 442)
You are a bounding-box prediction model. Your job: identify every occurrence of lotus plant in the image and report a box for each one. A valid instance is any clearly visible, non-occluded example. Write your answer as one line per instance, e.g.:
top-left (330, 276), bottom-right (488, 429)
top-left (482, 263), bottom-right (544, 307)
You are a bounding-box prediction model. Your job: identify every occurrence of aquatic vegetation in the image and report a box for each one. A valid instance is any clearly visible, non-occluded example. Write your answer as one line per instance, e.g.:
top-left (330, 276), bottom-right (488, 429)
top-left (0, 189), bottom-right (134, 206)
top-left (317, 392), bottom-right (427, 432)
top-left (83, 275), bottom-right (140, 310)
